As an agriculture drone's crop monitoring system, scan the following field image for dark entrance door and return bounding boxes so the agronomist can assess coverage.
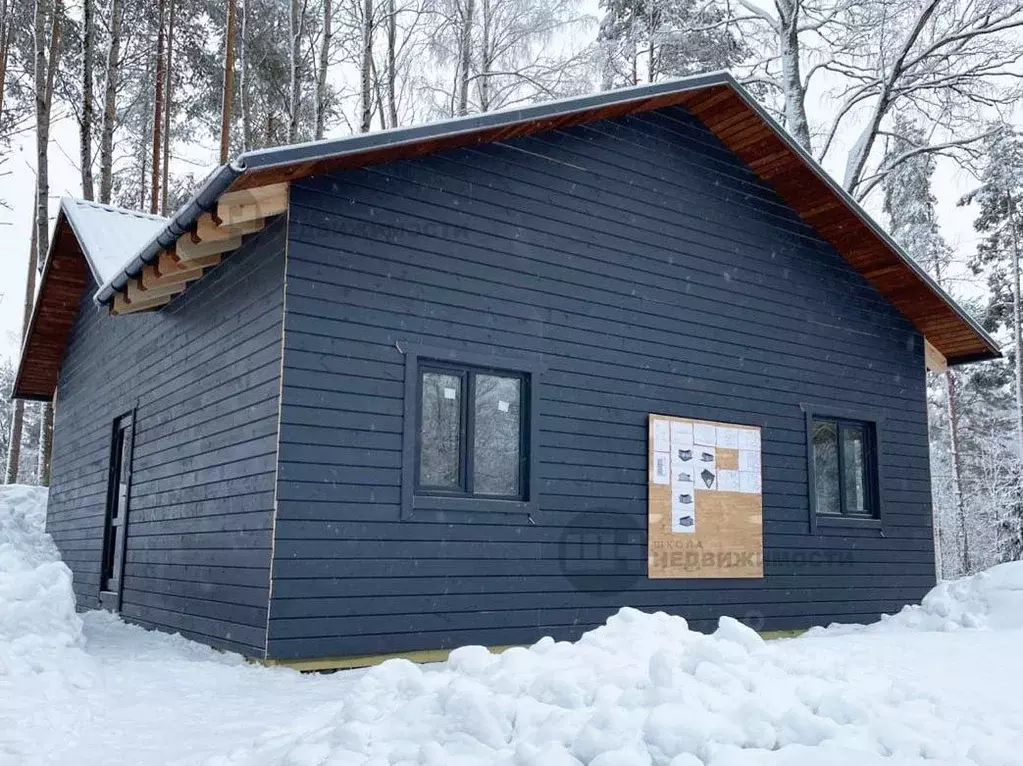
[99,413,134,611]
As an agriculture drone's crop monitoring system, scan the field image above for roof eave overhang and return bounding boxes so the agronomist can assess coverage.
[27,71,1000,397]
[12,211,90,401]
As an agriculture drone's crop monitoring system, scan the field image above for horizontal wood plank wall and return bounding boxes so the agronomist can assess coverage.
[269,105,933,661]
[46,219,287,657]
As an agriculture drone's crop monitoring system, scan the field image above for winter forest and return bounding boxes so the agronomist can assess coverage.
[1,0,1023,579]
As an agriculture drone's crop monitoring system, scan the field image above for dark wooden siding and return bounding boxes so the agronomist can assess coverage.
[269,105,934,660]
[46,219,286,657]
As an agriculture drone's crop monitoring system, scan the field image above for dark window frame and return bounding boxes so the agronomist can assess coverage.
[802,404,885,533]
[401,344,543,523]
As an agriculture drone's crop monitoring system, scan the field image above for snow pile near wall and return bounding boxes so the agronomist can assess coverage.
[890,562,1023,631]
[211,608,1016,766]
[812,561,1023,636]
[0,485,83,675]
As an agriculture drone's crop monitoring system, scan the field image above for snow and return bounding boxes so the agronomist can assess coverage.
[59,197,167,285]
[806,561,1023,636]
[2,485,1023,766]
[0,484,82,676]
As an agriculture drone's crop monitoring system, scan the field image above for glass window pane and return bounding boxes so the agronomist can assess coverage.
[812,419,840,515]
[419,372,462,488]
[473,374,522,496]
[842,426,868,514]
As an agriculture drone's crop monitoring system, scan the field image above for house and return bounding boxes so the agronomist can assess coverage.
[13,71,1000,668]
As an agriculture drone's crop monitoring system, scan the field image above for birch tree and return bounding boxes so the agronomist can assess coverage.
[360,0,374,129]
[314,0,332,138]
[98,0,120,203]
[720,0,1023,201]
[221,0,237,162]
[289,0,305,141]
[428,0,592,117]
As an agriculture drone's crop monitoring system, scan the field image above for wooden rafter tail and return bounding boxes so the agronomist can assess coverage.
[175,231,243,261]
[142,256,220,290]
[111,290,172,316]
[195,212,265,242]
[216,182,288,227]
[155,250,221,277]
[126,276,186,304]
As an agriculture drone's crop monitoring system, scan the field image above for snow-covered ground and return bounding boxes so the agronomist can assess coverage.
[2,485,1023,766]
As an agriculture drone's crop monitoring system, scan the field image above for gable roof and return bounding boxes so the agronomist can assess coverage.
[62,198,167,285]
[13,71,999,400]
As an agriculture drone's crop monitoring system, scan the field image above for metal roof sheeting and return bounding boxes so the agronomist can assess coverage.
[60,198,168,285]
[13,71,1002,402]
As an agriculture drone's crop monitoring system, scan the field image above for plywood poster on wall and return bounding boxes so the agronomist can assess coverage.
[648,414,764,579]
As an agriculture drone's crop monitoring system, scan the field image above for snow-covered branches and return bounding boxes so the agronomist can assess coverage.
[721,0,1023,200]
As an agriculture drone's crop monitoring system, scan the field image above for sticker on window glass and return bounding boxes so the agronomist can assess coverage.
[498,400,509,412]
[443,387,457,400]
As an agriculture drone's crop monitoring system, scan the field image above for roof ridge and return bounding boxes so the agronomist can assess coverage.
[63,196,168,222]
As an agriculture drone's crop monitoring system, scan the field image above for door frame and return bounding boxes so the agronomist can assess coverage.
[99,410,135,611]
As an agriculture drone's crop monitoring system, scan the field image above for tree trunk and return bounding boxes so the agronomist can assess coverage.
[150,0,165,212]
[239,0,250,151]
[34,0,60,479]
[1008,191,1023,463]
[288,0,302,142]
[478,0,490,111]
[777,0,810,150]
[35,0,60,270]
[945,369,969,574]
[160,0,173,214]
[456,0,473,116]
[32,0,60,490]
[359,0,373,131]
[5,208,38,485]
[314,0,331,139]
[0,0,10,120]
[4,402,23,484]
[99,0,121,204]
[371,57,386,129]
[385,0,396,127]
[79,0,94,201]
[220,0,236,163]
[37,404,52,486]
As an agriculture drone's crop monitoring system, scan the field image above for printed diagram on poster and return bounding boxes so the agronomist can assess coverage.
[652,452,671,485]
[647,414,764,579]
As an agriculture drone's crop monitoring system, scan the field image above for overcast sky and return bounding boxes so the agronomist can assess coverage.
[0,66,998,367]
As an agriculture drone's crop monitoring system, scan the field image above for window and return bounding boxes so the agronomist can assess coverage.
[810,416,878,518]
[416,363,528,500]
[100,413,134,610]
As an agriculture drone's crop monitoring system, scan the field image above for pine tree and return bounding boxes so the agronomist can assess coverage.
[961,124,1023,564]
[883,117,969,575]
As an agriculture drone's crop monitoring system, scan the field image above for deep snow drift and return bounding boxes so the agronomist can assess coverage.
[0,484,83,676]
[2,484,1023,766]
